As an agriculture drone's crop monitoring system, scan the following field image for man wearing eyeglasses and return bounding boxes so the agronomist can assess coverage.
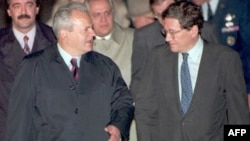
[130,0,218,103]
[135,1,250,141]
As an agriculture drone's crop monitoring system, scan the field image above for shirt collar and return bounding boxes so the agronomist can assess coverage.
[95,33,112,40]
[13,25,36,49]
[57,43,81,69]
[181,36,203,62]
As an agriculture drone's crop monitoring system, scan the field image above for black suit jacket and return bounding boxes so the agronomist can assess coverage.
[130,20,218,99]
[6,46,134,141]
[135,40,250,141]
[0,22,56,141]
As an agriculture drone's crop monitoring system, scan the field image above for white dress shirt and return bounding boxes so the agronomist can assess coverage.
[13,25,36,51]
[178,36,204,100]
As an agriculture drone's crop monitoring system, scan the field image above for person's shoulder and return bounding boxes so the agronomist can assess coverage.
[0,26,15,46]
[24,49,46,60]
[203,40,239,56]
[0,26,12,39]
[228,0,249,4]
[221,0,248,10]
[36,22,57,42]
[135,21,161,33]
[85,51,113,61]
[24,44,56,60]
[84,51,118,66]
[150,43,170,55]
[37,22,54,32]
[115,23,134,34]
[113,23,134,42]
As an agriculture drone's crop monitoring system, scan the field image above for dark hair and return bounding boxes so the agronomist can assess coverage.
[150,0,166,6]
[149,0,180,6]
[162,0,203,31]
[7,0,41,7]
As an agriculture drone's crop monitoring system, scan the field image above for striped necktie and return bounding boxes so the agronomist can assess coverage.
[23,35,31,54]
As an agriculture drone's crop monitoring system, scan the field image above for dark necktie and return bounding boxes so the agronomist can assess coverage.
[180,53,193,115]
[207,2,213,21]
[23,35,31,54]
[70,58,79,79]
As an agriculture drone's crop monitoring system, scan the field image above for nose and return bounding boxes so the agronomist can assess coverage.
[165,33,172,42]
[20,5,27,15]
[88,27,96,37]
[100,14,107,22]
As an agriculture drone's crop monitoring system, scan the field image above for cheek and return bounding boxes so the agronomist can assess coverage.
[107,16,113,22]
[29,8,38,16]
[92,19,100,26]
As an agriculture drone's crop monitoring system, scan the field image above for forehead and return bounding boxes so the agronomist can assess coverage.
[89,0,111,11]
[9,0,36,4]
[163,18,181,29]
[71,10,91,25]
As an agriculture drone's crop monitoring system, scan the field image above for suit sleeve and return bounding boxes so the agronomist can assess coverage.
[201,22,219,43]
[134,49,159,141]
[107,63,134,141]
[224,51,250,123]
[130,29,148,99]
[5,59,38,141]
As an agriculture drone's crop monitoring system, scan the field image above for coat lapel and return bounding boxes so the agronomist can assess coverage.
[186,42,214,115]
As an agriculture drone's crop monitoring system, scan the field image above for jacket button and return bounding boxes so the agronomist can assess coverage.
[182,122,185,126]
[74,108,78,114]
[70,85,76,90]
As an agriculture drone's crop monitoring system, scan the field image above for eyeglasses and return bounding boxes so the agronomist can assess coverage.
[161,28,183,39]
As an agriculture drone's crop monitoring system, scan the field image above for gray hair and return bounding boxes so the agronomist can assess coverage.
[52,2,88,38]
[85,0,114,11]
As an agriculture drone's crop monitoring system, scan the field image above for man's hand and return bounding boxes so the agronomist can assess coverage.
[104,125,121,141]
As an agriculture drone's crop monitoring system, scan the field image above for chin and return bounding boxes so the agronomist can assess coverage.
[170,48,178,53]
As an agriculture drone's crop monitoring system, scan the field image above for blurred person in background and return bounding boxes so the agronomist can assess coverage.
[86,0,137,140]
[192,0,250,111]
[0,0,56,140]
[127,0,155,29]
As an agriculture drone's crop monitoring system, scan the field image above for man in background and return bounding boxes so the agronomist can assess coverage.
[86,0,137,140]
[127,0,155,29]
[192,0,250,111]
[0,0,56,140]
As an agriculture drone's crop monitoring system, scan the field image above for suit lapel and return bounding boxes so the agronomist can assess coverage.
[159,50,182,116]
[32,23,52,53]
[187,42,214,115]
[0,27,26,73]
[46,46,79,91]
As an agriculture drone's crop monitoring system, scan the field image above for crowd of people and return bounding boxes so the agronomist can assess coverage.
[0,0,249,141]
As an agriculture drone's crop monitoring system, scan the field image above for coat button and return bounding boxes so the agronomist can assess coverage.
[182,122,185,126]
[70,85,76,90]
[74,108,78,114]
